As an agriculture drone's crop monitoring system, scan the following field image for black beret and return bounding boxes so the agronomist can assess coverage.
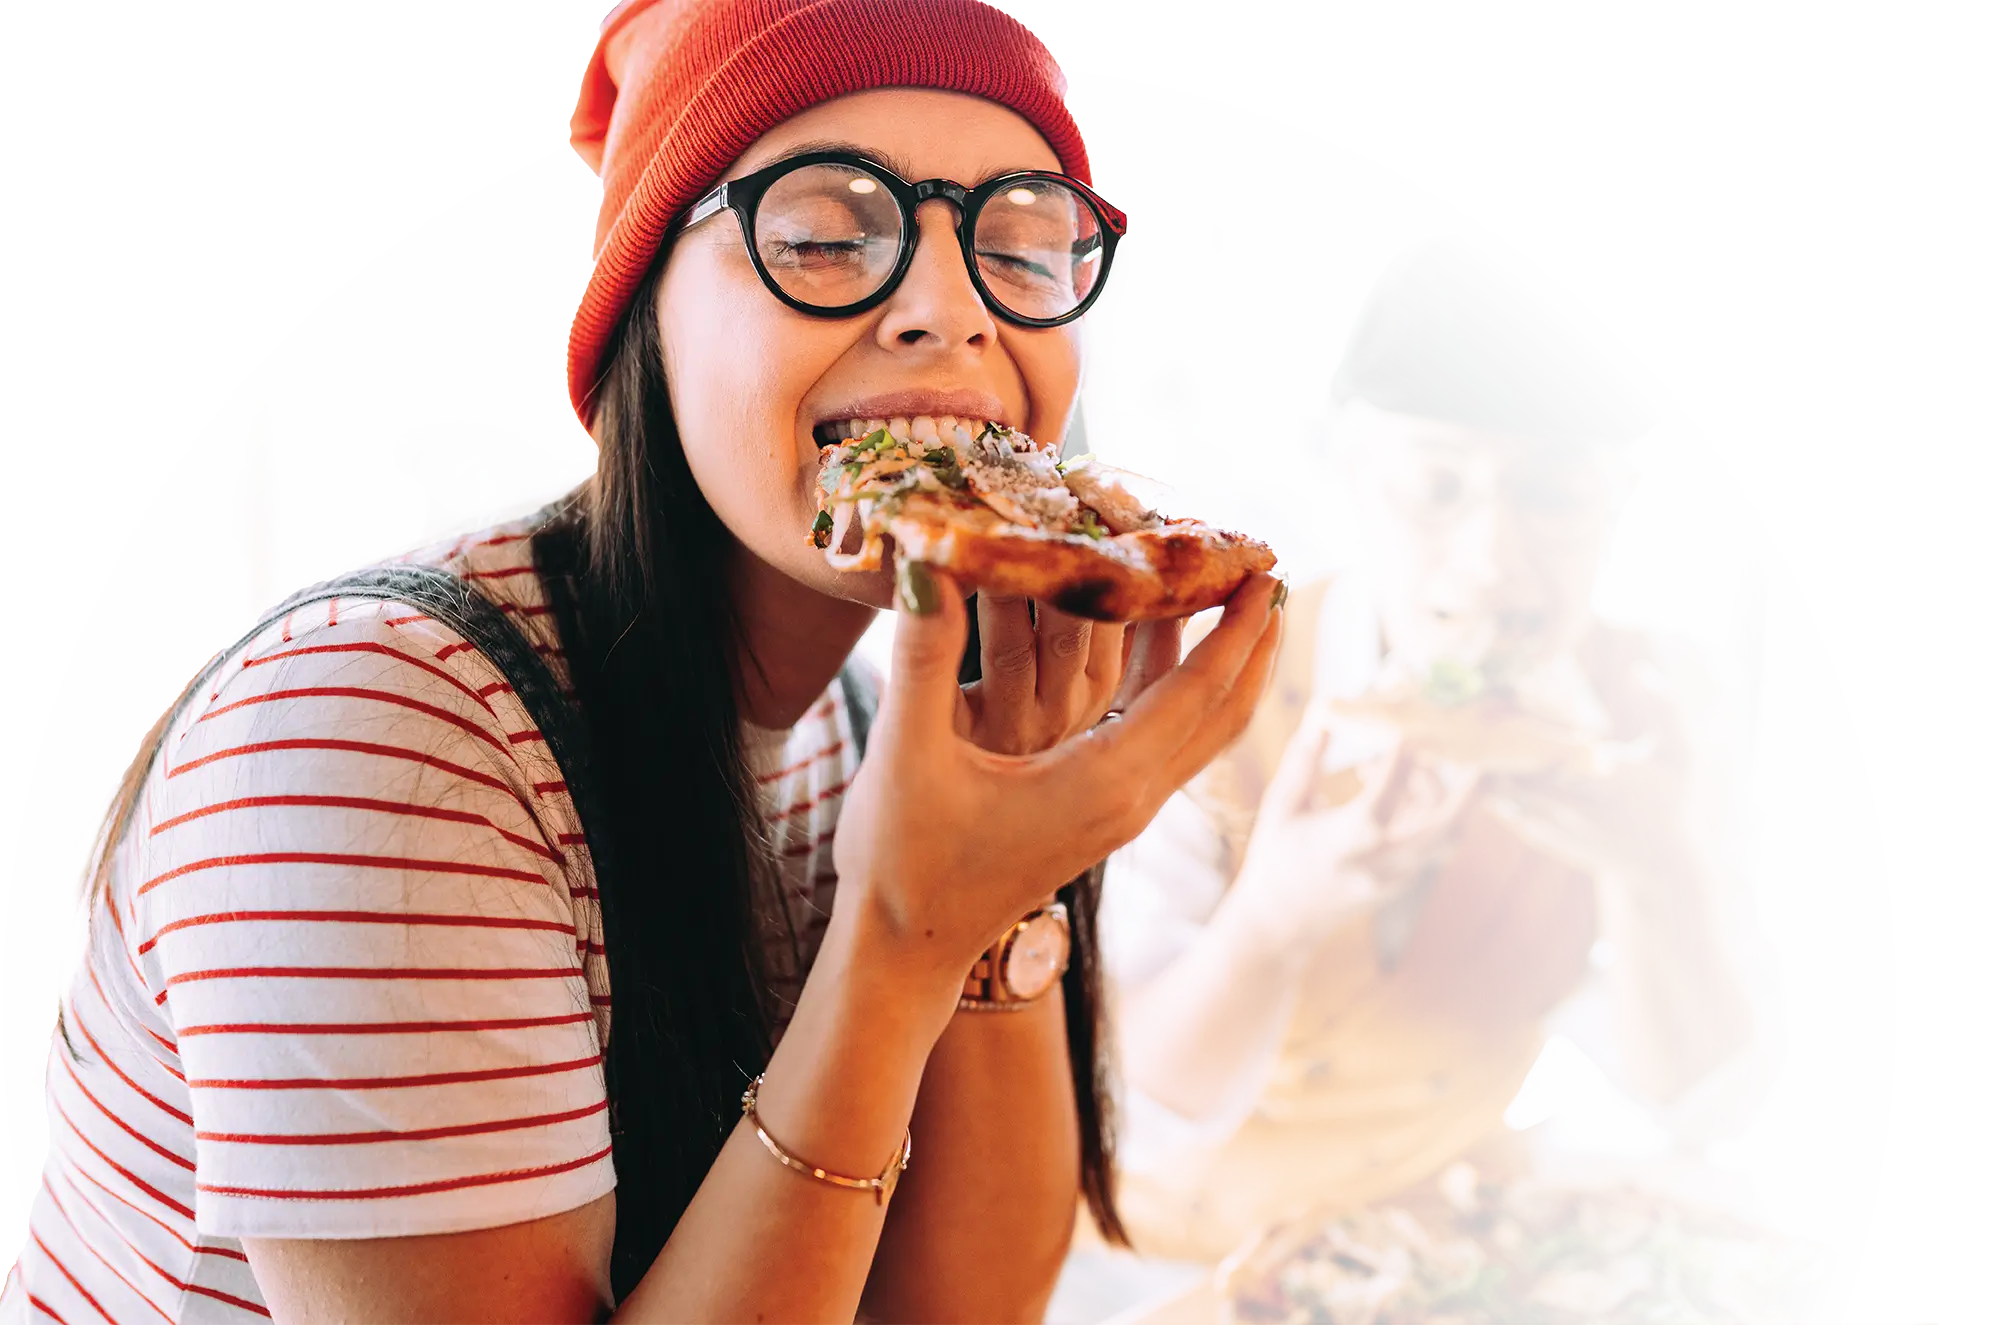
[1336,223,1680,440]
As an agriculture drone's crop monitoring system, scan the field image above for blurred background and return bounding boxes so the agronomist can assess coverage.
[1,1,1993,1320]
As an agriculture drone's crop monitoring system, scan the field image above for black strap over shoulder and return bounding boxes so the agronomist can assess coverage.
[170,563,878,895]
[837,659,878,760]
[166,564,622,891]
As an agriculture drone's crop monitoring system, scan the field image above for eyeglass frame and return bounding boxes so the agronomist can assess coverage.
[675,149,1129,329]
[1352,440,1632,556]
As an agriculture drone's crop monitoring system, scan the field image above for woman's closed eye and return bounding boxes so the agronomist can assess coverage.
[764,235,876,271]
[975,248,1058,282]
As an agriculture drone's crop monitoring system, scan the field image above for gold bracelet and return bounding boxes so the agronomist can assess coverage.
[739,1074,911,1206]
[956,994,1041,1012]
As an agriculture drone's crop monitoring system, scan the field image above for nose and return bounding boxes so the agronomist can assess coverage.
[1456,490,1528,588]
[874,199,997,351]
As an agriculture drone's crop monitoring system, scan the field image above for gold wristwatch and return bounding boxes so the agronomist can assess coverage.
[960,902,1071,1011]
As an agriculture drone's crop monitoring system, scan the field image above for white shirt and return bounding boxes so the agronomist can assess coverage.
[1112,576,1784,1176]
[3,514,862,1323]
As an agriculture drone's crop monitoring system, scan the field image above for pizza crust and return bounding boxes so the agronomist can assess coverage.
[883,492,1277,621]
[811,422,1277,622]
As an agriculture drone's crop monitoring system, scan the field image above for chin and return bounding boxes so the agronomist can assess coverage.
[831,562,897,610]
[775,544,896,610]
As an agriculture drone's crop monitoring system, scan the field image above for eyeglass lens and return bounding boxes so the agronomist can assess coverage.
[750,162,1107,322]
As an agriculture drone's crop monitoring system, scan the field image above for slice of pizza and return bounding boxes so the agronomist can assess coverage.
[809,417,1276,621]
[1440,1160,1872,1325]
[1223,1172,1825,1324]
[1216,1200,1504,1325]
[1331,659,1632,776]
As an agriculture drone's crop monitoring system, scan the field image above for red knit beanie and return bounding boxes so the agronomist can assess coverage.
[566,0,1092,426]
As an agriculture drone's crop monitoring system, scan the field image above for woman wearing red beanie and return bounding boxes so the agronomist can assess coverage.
[3,1,1282,1321]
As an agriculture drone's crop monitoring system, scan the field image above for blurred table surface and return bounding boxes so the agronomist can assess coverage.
[1096,1144,1768,1325]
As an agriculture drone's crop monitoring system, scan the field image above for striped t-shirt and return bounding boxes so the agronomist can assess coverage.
[2,515,861,1323]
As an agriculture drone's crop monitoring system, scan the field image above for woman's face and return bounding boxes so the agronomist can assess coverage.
[656,88,1080,608]
[1343,400,1634,684]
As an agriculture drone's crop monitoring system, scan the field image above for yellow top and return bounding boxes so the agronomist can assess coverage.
[1102,580,1599,1262]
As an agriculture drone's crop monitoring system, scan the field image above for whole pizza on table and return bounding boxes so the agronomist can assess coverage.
[810,416,1276,620]
[1220,1166,1827,1325]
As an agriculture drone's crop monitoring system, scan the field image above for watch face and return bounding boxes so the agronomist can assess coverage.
[1001,910,1071,1000]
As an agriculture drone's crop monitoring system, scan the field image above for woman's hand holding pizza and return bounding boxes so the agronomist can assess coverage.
[1225,711,1480,956]
[954,594,1189,756]
[832,564,1283,1003]
[1488,660,1704,896]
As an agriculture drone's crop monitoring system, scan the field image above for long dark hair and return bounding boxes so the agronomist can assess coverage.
[536,257,1126,1293]
[81,253,1125,1301]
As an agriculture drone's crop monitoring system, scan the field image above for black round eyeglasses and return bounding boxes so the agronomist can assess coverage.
[676,150,1128,329]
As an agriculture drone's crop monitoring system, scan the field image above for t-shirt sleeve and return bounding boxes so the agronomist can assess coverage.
[128,599,614,1239]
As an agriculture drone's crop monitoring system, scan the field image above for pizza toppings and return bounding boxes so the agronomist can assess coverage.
[1256,1216,1536,1325]
[1333,654,1642,775]
[1056,456,1164,534]
[808,414,1276,620]
[1392,648,1608,740]
[810,417,1153,568]
[1225,1169,1826,1324]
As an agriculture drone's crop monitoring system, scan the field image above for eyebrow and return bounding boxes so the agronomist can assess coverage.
[747,139,1046,186]
[755,139,917,179]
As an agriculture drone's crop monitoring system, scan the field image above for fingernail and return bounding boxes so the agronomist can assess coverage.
[1270,577,1290,614]
[897,558,940,615]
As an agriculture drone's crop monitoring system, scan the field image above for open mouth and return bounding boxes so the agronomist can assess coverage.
[813,414,999,449]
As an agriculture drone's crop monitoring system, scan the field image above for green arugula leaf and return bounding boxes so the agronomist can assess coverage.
[1423,658,1487,708]
[921,449,968,489]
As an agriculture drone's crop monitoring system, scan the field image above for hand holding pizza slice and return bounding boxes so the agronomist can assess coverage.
[810,417,1277,621]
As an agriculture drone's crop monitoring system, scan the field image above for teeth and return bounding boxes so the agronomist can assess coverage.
[822,415,1009,447]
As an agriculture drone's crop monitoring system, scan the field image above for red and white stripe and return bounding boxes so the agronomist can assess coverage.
[3,518,858,1322]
